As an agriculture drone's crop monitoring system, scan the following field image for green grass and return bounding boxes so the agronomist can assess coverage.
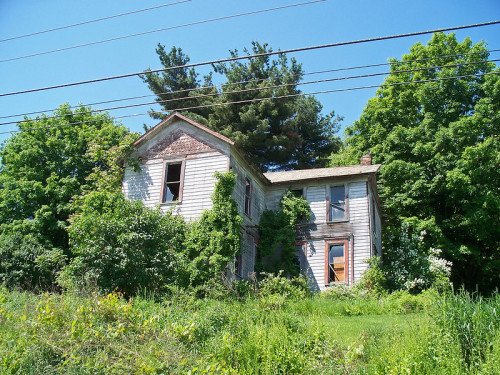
[0,286,498,374]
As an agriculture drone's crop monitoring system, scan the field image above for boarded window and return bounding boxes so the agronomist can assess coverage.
[244,177,252,216]
[330,185,346,220]
[162,162,183,203]
[328,243,345,282]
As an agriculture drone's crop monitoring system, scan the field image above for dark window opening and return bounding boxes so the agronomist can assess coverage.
[162,162,182,203]
[330,185,346,220]
[235,253,243,277]
[244,177,252,215]
[291,189,303,197]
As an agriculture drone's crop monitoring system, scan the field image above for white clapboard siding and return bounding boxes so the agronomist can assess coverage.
[263,187,285,211]
[122,161,164,208]
[348,181,371,281]
[304,239,326,291]
[242,233,256,279]
[123,154,228,222]
[307,185,326,223]
[172,154,228,221]
[230,156,265,227]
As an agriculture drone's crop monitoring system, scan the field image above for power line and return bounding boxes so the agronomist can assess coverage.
[0,0,192,43]
[2,71,497,135]
[2,58,496,127]
[0,0,325,64]
[1,19,498,98]
[2,47,498,121]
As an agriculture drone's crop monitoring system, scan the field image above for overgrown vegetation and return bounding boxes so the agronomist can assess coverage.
[58,171,242,296]
[1,281,498,374]
[257,191,311,277]
[332,33,500,292]
[184,171,242,287]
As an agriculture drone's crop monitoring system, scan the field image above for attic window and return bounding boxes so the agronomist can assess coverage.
[161,161,184,203]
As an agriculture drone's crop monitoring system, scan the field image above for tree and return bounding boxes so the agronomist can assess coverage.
[336,33,500,292]
[142,42,342,171]
[0,104,136,289]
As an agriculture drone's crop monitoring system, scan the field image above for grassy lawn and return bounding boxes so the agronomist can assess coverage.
[319,312,427,343]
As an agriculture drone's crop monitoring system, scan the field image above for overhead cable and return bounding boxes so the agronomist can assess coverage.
[2,58,497,127]
[0,0,192,43]
[1,19,498,97]
[1,47,498,121]
[2,71,497,135]
[0,0,325,63]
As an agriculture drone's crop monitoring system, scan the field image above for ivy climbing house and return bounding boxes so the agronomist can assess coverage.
[122,113,382,291]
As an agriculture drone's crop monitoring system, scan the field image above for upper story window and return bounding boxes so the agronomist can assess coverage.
[161,161,184,203]
[244,177,252,216]
[329,185,347,221]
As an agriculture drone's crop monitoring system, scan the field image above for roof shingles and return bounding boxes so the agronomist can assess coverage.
[264,164,381,184]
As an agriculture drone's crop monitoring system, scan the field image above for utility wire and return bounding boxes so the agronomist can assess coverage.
[2,58,496,127]
[0,0,325,63]
[0,0,192,43]
[1,47,497,121]
[1,19,498,97]
[2,71,497,135]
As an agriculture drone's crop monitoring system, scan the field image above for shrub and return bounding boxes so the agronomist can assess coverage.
[62,191,186,295]
[355,256,387,296]
[256,272,310,301]
[383,220,451,292]
[0,231,66,291]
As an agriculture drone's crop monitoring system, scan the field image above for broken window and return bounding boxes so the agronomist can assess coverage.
[328,243,346,283]
[161,161,183,203]
[329,185,346,221]
[244,177,252,216]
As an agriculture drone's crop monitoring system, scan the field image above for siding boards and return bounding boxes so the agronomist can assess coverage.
[173,154,228,221]
[123,154,228,222]
[348,181,371,281]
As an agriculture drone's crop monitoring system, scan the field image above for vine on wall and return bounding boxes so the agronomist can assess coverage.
[257,191,311,277]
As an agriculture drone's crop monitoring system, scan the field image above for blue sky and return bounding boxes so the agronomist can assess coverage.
[0,0,499,144]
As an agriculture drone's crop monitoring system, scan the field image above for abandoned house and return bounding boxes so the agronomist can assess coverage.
[122,112,382,291]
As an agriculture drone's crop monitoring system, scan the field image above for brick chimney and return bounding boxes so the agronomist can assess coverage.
[360,152,372,166]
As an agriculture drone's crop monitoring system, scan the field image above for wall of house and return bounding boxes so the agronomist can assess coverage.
[369,184,383,257]
[228,153,266,280]
[230,153,266,229]
[264,178,373,290]
[122,152,229,222]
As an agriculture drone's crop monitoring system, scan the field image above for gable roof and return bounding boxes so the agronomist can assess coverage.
[132,113,380,186]
[264,164,381,184]
[133,112,234,148]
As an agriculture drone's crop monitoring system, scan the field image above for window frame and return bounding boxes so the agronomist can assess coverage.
[159,159,186,204]
[324,238,349,285]
[234,253,243,278]
[244,177,253,217]
[326,184,349,222]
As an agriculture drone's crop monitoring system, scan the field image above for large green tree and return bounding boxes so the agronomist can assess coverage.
[336,33,500,291]
[0,105,136,288]
[142,42,341,171]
